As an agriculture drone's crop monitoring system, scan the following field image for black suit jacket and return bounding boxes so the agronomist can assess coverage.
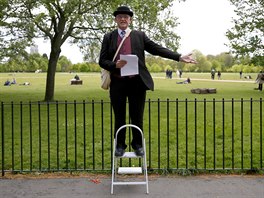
[99,29,181,91]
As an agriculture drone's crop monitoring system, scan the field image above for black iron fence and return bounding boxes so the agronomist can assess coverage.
[0,98,263,176]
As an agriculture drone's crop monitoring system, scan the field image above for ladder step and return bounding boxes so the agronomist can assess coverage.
[120,152,139,158]
[113,181,147,185]
[118,167,142,174]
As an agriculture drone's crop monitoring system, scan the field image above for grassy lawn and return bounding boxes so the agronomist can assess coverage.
[0,72,261,102]
[0,72,263,172]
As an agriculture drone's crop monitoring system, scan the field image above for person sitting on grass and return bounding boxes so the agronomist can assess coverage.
[74,74,80,80]
[11,78,16,84]
[4,79,11,86]
[19,82,30,86]
[176,77,191,84]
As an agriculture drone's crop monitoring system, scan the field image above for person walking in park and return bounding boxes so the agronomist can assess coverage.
[255,70,264,91]
[211,69,215,80]
[217,71,221,80]
[179,69,183,78]
[99,5,197,157]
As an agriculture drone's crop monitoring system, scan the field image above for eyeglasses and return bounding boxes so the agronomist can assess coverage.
[116,15,130,19]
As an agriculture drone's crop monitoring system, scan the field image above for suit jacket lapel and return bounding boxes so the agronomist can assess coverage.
[130,30,135,54]
[112,29,119,53]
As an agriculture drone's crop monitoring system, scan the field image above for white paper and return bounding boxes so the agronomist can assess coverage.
[120,54,139,76]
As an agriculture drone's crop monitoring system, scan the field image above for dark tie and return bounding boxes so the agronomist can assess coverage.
[121,30,126,38]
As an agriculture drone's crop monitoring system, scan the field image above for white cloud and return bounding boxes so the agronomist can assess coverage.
[173,0,236,55]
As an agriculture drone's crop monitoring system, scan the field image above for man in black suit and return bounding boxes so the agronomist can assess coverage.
[99,6,196,157]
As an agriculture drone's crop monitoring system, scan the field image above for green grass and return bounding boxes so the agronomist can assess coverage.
[0,72,261,102]
[0,72,263,172]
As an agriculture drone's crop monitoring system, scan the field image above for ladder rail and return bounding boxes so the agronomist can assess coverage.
[143,138,149,193]
[114,124,144,149]
[111,138,116,194]
[111,124,149,194]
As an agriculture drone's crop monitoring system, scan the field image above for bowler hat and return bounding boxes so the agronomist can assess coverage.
[113,6,133,17]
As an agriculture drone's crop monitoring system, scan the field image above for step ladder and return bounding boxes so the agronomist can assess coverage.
[111,124,149,194]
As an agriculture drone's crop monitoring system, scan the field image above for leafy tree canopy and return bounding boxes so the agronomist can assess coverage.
[226,0,264,66]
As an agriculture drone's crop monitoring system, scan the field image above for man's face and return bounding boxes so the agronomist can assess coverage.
[115,14,131,30]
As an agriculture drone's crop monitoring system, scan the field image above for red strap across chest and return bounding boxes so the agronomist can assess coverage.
[116,35,131,60]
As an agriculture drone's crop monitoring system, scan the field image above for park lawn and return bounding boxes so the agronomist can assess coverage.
[0,72,261,102]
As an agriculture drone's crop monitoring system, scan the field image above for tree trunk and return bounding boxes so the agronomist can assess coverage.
[44,48,61,101]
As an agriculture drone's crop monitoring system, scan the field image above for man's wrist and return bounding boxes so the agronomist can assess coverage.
[179,55,183,62]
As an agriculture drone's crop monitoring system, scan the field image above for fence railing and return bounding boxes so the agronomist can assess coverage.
[0,98,263,176]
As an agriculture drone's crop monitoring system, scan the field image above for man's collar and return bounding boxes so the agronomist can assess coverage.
[118,28,131,34]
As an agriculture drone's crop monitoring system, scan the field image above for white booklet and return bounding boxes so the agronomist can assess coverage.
[120,54,139,76]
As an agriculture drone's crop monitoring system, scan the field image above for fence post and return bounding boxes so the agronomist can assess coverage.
[1,102,4,176]
[260,98,263,169]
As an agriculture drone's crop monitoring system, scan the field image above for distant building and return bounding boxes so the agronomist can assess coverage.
[30,45,39,54]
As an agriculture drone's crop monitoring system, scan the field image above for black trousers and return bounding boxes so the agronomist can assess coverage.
[259,83,263,91]
[110,75,147,149]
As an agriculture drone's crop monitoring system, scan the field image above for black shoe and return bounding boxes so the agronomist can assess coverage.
[115,147,125,157]
[134,147,144,156]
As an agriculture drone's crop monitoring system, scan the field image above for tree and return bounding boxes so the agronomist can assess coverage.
[211,60,222,71]
[0,0,30,62]
[226,0,264,65]
[1,0,111,100]
[57,56,72,72]
[79,0,183,62]
[1,0,184,101]
[215,52,234,70]
[189,50,211,72]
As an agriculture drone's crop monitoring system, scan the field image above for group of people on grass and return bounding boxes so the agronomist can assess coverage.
[4,78,16,86]
[3,78,31,86]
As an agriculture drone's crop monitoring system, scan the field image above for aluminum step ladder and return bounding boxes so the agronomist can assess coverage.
[111,124,149,194]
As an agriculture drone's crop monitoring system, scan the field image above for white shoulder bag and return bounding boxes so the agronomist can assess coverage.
[101,29,131,90]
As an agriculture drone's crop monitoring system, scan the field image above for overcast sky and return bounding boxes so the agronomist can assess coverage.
[36,0,236,63]
[173,0,236,56]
